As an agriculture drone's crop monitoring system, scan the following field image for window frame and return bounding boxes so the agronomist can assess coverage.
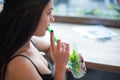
[54,15,120,28]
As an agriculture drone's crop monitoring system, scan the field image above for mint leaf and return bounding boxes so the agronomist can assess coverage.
[69,49,79,63]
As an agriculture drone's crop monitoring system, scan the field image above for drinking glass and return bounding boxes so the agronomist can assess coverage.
[68,43,86,79]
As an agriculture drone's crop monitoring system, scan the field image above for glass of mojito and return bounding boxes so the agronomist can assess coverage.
[68,43,86,79]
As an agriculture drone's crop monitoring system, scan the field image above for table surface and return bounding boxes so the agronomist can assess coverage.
[43,22,120,73]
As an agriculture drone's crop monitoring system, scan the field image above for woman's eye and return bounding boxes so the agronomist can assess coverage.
[47,11,52,15]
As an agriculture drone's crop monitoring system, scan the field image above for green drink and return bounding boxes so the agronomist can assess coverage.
[69,49,81,74]
[68,44,86,79]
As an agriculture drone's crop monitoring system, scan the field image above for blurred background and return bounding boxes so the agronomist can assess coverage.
[54,0,120,19]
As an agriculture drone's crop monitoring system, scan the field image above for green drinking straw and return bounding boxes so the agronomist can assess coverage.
[47,27,57,42]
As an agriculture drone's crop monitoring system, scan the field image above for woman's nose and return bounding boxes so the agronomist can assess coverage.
[50,15,55,22]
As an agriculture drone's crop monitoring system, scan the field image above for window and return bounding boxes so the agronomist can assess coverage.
[0,0,3,11]
[0,0,119,27]
[53,0,120,27]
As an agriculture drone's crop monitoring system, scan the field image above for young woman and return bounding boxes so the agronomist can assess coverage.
[0,0,70,80]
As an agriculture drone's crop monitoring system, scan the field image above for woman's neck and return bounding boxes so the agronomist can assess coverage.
[14,41,31,55]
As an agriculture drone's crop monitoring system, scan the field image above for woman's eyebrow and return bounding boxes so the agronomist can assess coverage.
[48,8,53,11]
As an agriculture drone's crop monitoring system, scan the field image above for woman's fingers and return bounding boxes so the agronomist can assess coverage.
[50,30,70,66]
[66,65,71,72]
[78,54,84,63]
[57,40,61,52]
[50,30,55,49]
[65,43,70,54]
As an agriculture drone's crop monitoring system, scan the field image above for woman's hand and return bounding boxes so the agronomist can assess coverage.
[50,30,70,67]
[66,53,86,72]
[78,53,86,72]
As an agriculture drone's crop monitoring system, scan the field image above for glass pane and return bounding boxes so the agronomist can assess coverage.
[0,0,3,11]
[54,0,120,20]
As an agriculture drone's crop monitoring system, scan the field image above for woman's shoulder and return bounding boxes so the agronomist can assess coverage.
[5,52,42,80]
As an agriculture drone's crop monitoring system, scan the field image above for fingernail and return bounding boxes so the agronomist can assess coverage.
[51,30,53,32]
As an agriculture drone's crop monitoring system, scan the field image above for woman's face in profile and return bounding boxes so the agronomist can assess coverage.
[34,0,55,36]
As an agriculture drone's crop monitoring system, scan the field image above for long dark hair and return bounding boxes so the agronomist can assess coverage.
[0,0,50,78]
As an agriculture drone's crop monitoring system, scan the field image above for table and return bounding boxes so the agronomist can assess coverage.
[43,22,120,73]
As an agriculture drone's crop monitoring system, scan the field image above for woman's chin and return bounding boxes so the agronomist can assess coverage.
[33,33,46,37]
